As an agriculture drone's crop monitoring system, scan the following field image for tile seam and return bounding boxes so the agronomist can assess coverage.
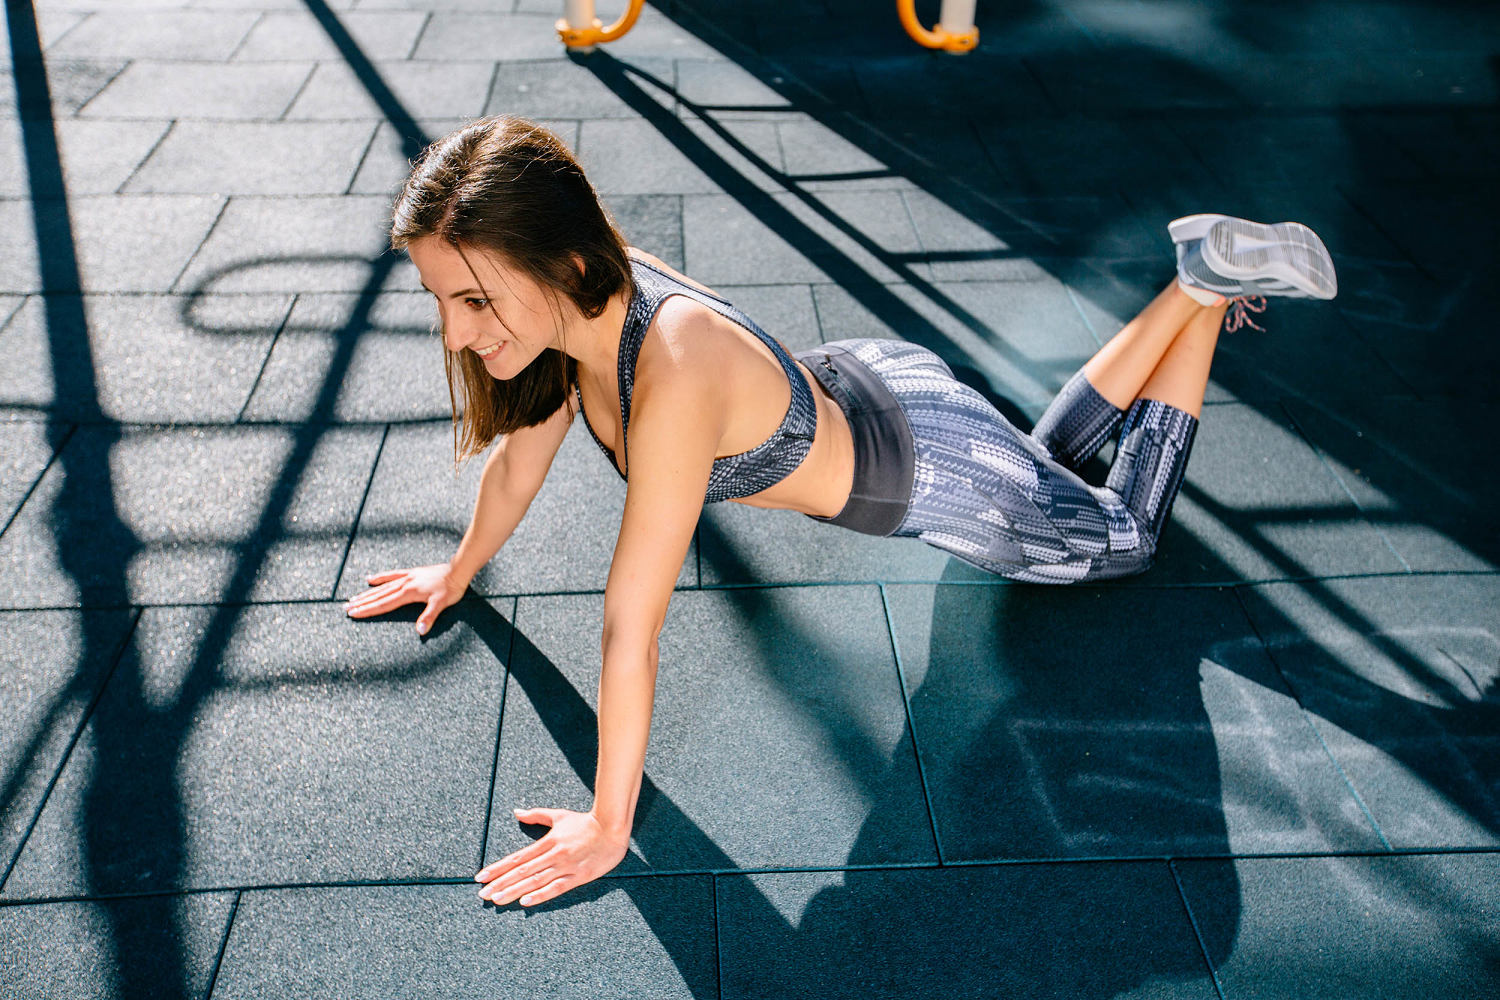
[112,117,177,196]
[223,10,266,63]
[5,845,1495,905]
[0,606,144,895]
[202,888,243,1000]
[1167,858,1227,1000]
[1279,400,1413,573]
[342,119,384,196]
[878,583,945,865]
[0,422,77,543]
[234,291,298,423]
[1231,585,1395,852]
[328,420,390,599]
[477,595,519,870]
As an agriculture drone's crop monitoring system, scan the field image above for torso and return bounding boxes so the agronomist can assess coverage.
[571,249,854,517]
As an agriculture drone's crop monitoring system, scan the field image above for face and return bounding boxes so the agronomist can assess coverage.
[407,236,560,380]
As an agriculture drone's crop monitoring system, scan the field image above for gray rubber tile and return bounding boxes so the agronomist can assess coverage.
[0,422,59,529]
[775,119,920,192]
[0,609,136,874]
[79,61,314,120]
[1377,109,1500,181]
[1334,260,1495,399]
[717,862,1218,999]
[682,190,926,286]
[0,892,234,1000]
[902,188,1159,277]
[124,121,378,195]
[1168,112,1429,190]
[286,59,495,120]
[485,58,676,120]
[714,283,821,350]
[0,8,86,62]
[173,195,415,295]
[486,586,937,872]
[810,278,1101,405]
[0,119,170,197]
[580,117,783,195]
[850,54,1053,120]
[348,118,579,196]
[46,10,259,60]
[0,425,383,608]
[1284,398,1497,572]
[1240,575,1500,848]
[0,294,290,423]
[1144,403,1409,585]
[1207,306,1414,405]
[2,600,510,897]
[582,4,728,62]
[606,193,684,270]
[241,291,450,422]
[674,58,857,119]
[337,420,696,598]
[697,496,977,586]
[0,195,225,294]
[884,583,1384,861]
[210,879,715,999]
[0,60,125,118]
[411,12,578,61]
[974,116,1205,197]
[1176,853,1500,998]
[232,9,429,60]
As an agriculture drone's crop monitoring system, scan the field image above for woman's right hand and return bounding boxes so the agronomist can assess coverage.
[343,564,468,635]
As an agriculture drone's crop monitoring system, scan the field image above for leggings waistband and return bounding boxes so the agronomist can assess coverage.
[793,344,916,536]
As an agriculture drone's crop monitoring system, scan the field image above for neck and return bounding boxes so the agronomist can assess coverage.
[558,285,630,380]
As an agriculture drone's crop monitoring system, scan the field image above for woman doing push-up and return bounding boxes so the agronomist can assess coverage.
[345,116,1338,907]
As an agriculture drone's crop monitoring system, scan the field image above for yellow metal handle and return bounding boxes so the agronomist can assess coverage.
[556,0,645,47]
[896,0,979,52]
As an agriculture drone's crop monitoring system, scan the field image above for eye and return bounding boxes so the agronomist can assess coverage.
[464,297,490,310]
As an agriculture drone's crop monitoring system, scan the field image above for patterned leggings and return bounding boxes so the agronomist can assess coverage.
[828,338,1199,583]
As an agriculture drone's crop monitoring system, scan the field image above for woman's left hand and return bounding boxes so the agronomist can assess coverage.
[476,807,629,907]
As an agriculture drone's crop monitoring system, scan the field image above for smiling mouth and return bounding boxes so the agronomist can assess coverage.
[473,341,504,358]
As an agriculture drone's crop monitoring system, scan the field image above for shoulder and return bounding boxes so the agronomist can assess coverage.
[634,297,724,398]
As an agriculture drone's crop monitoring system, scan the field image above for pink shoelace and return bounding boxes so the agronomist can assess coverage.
[1223,294,1268,333]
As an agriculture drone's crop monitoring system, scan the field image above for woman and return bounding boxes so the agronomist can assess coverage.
[344,116,1337,908]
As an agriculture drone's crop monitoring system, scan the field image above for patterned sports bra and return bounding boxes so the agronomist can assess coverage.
[573,257,819,503]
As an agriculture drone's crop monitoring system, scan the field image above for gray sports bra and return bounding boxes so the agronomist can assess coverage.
[574,257,818,503]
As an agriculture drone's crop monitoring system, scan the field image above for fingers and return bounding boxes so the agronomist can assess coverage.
[342,579,407,618]
[366,569,405,585]
[477,837,550,885]
[415,596,445,636]
[481,861,561,906]
[514,874,572,907]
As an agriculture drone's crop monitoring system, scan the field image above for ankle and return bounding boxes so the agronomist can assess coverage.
[1177,278,1226,307]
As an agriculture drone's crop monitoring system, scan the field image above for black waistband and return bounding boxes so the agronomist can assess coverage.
[793,345,915,537]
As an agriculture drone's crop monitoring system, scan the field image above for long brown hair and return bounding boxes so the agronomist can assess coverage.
[390,116,634,463]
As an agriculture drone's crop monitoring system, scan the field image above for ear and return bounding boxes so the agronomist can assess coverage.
[573,254,586,278]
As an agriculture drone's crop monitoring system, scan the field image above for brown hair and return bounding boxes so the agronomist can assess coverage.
[390,115,634,463]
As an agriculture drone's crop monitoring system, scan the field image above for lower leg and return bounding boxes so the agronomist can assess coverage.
[1135,299,1228,419]
[1081,280,1206,409]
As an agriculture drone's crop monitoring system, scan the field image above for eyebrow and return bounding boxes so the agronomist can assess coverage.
[420,284,484,299]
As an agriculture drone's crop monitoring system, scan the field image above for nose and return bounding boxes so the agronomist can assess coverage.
[441,307,478,353]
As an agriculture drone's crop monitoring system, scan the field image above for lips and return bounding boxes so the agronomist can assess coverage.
[474,341,504,358]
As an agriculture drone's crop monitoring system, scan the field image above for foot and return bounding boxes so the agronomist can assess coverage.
[1173,216,1337,301]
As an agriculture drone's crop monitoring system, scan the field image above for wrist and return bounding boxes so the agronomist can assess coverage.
[589,807,633,845]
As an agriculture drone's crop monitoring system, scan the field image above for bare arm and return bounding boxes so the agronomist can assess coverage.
[475,319,724,907]
[344,398,574,631]
[448,398,574,588]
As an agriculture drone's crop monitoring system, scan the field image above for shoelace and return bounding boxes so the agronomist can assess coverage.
[1223,294,1268,333]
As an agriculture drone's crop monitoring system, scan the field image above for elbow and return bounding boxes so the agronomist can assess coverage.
[601,621,661,670]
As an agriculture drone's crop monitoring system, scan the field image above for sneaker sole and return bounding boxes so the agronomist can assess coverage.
[1167,213,1229,245]
[1202,218,1338,299]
